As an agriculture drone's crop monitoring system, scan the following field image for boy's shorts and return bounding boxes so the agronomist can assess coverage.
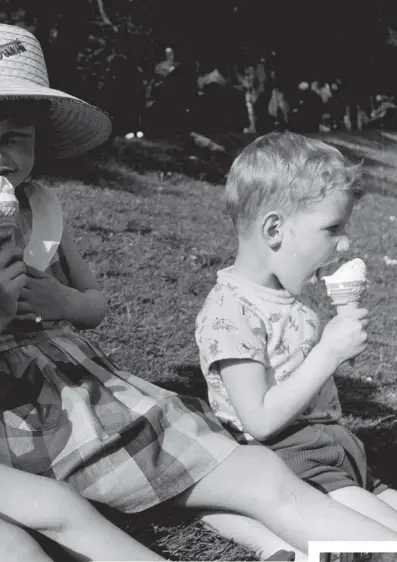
[263,422,387,495]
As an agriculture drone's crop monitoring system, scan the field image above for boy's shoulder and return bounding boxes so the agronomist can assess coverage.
[198,272,251,313]
[196,272,270,333]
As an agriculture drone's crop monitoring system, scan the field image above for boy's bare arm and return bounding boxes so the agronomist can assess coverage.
[221,345,337,440]
[220,308,368,441]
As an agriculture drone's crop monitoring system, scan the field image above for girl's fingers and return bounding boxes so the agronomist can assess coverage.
[0,245,24,269]
[25,265,48,279]
[6,260,26,281]
[18,287,31,300]
[8,274,27,295]
[14,313,38,323]
[17,301,34,314]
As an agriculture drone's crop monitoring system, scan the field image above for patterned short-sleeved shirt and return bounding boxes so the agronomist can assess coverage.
[195,267,342,440]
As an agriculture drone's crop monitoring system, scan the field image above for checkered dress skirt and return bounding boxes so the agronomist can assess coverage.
[0,324,238,512]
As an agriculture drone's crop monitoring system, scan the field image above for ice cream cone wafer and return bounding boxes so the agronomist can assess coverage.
[325,281,367,307]
[336,300,361,317]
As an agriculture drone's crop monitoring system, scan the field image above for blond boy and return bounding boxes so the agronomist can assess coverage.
[196,132,397,531]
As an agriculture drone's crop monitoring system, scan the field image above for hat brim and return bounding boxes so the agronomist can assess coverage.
[0,79,113,159]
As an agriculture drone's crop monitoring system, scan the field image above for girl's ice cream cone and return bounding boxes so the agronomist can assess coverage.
[0,176,18,240]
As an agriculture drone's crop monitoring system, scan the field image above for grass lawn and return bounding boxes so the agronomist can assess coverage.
[38,130,397,560]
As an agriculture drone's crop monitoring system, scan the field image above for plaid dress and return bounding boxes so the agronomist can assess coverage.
[0,182,238,513]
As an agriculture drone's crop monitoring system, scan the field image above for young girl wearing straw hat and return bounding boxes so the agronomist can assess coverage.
[1,23,397,562]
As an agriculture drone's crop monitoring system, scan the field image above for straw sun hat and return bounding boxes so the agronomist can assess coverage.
[0,23,112,158]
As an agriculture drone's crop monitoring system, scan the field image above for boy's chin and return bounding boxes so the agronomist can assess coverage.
[277,276,306,295]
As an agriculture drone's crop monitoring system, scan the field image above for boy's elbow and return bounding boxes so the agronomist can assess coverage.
[242,416,283,442]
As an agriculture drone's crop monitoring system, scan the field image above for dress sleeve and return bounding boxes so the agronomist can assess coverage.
[196,293,268,372]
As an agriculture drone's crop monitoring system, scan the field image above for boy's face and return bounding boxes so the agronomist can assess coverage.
[0,117,36,187]
[275,190,354,294]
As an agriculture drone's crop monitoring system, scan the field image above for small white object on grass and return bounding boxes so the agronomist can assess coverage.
[384,256,397,266]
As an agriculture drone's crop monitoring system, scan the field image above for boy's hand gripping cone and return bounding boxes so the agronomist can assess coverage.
[322,258,367,366]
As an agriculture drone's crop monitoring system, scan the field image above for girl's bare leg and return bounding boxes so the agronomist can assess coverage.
[0,466,164,562]
[0,520,52,562]
[173,446,397,554]
[199,511,307,560]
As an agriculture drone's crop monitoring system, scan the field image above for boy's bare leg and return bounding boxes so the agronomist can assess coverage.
[330,486,397,532]
[173,446,397,554]
[0,520,52,562]
[200,511,307,560]
[378,489,397,511]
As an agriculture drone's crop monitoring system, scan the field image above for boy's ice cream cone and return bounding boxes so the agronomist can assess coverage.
[335,300,362,317]
[0,176,18,240]
[322,258,367,365]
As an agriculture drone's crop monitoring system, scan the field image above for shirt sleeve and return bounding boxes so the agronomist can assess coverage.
[196,292,268,372]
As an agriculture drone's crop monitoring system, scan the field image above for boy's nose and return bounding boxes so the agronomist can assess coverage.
[337,235,350,253]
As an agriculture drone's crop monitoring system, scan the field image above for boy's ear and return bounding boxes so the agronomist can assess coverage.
[261,211,284,249]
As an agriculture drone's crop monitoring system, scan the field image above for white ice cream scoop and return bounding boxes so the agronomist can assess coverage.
[0,176,18,222]
[322,258,367,287]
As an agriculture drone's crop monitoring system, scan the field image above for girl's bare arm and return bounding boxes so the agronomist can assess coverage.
[57,224,107,329]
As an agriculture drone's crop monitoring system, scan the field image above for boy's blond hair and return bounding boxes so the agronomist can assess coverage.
[225,132,363,235]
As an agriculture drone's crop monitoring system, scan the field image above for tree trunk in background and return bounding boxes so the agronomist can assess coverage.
[96,0,112,26]
[244,90,256,132]
[346,101,359,130]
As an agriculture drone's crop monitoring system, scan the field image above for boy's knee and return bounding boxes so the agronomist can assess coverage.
[229,446,296,502]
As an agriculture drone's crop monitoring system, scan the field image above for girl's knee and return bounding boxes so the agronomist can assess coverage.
[44,481,94,529]
[0,521,51,561]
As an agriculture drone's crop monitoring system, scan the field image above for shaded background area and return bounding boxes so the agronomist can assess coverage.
[2,0,397,140]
